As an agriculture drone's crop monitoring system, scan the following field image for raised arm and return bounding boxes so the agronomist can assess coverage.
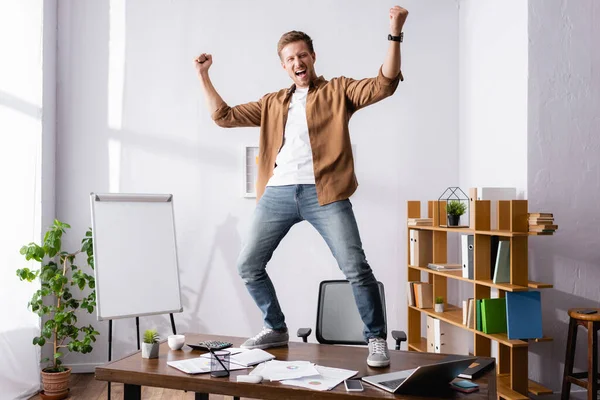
[195,53,224,115]
[194,53,261,127]
[382,6,408,79]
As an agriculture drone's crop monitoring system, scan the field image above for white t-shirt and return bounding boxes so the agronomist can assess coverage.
[267,87,316,186]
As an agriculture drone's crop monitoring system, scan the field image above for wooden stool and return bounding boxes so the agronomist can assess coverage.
[562,308,600,400]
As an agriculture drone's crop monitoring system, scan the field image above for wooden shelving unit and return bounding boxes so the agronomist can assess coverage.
[406,199,553,400]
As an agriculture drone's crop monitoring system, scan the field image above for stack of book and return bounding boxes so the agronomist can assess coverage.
[407,218,433,226]
[528,213,557,235]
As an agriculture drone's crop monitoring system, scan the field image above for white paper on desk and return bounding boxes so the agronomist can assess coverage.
[167,357,249,374]
[280,365,358,391]
[229,349,275,367]
[253,360,319,381]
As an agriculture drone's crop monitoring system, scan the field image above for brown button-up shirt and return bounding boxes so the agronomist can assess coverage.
[211,66,402,205]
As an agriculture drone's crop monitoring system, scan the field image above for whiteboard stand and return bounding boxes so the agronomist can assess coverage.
[90,193,183,400]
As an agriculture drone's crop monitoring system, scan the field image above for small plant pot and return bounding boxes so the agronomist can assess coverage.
[434,303,444,313]
[447,214,460,226]
[142,343,160,359]
[40,367,71,400]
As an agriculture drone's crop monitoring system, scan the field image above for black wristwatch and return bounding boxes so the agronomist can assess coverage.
[388,33,403,43]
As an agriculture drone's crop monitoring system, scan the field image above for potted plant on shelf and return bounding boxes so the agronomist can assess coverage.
[434,296,444,313]
[446,200,467,227]
[142,329,160,359]
[16,220,98,400]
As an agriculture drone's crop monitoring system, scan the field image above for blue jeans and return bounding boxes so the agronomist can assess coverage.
[236,184,386,341]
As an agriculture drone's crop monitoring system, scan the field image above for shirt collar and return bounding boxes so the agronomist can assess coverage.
[286,75,327,96]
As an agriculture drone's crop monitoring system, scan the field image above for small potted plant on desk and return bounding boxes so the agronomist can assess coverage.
[16,220,98,400]
[434,296,445,313]
[142,329,160,359]
[446,200,467,227]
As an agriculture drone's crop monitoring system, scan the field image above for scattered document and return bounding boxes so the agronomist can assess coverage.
[281,365,358,391]
[167,357,249,374]
[251,360,319,381]
[251,362,357,391]
[229,348,275,367]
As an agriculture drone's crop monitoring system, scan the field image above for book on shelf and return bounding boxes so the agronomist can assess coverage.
[406,281,419,307]
[427,263,462,271]
[407,218,433,226]
[409,230,433,267]
[413,282,433,308]
[461,234,474,279]
[481,298,507,334]
[476,299,482,332]
[506,291,543,339]
[492,241,510,284]
[528,213,553,218]
[466,298,475,329]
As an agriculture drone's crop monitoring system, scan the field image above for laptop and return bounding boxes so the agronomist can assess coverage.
[362,357,477,394]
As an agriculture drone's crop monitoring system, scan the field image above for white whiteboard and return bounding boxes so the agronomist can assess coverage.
[90,193,183,320]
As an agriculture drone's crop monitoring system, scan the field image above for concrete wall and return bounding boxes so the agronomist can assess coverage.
[528,0,600,392]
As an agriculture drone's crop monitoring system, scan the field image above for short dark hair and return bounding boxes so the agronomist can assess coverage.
[277,31,314,59]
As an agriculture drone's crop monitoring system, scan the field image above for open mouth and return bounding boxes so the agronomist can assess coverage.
[295,69,307,79]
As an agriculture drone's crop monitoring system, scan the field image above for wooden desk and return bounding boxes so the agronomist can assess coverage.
[95,333,496,399]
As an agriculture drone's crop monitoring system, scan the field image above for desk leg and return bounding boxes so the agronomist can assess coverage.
[194,394,208,400]
[123,384,141,400]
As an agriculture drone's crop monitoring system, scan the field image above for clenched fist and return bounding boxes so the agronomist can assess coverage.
[194,53,212,76]
[389,6,408,36]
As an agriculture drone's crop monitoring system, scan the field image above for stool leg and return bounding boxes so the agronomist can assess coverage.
[562,318,578,400]
[587,321,598,400]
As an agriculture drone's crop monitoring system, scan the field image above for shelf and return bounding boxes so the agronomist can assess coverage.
[527,281,554,289]
[530,336,553,343]
[408,337,427,352]
[498,374,553,397]
[409,305,529,348]
[476,279,529,292]
[409,266,553,291]
[407,225,529,237]
[408,265,472,283]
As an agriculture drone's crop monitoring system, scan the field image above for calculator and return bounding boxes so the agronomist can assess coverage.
[187,340,233,351]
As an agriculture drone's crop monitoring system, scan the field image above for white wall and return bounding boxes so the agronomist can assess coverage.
[528,0,600,393]
[0,0,56,398]
[458,0,528,196]
[56,0,460,368]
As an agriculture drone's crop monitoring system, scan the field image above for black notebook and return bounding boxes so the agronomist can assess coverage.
[441,355,495,380]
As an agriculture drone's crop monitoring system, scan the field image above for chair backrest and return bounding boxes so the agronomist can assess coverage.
[315,280,387,345]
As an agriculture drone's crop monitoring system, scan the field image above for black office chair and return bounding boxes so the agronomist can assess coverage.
[297,280,407,350]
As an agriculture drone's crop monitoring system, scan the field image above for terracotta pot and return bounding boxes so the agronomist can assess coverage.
[40,367,71,400]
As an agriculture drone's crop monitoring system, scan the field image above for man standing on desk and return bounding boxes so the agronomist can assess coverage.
[195,6,408,368]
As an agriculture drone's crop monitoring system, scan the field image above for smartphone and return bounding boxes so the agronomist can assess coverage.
[579,309,598,315]
[344,379,364,392]
[450,380,479,393]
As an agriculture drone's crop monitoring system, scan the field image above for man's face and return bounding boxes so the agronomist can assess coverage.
[280,41,317,89]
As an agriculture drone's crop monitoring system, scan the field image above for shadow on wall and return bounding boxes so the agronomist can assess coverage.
[529,229,600,393]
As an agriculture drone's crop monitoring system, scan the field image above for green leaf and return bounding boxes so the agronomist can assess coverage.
[38,337,46,346]
[54,352,63,359]
[41,357,49,363]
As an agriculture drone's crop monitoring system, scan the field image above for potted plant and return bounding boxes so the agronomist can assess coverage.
[434,296,444,313]
[16,220,98,400]
[446,200,467,227]
[142,329,160,359]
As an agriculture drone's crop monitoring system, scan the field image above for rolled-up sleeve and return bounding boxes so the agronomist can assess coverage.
[211,98,262,128]
[344,66,403,112]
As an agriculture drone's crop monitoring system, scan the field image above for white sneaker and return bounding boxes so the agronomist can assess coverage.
[367,337,390,368]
